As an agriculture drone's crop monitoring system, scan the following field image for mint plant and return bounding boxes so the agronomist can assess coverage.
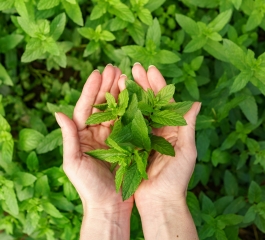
[86,80,192,200]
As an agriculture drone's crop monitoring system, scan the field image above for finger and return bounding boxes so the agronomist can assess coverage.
[92,64,116,114]
[132,63,151,90]
[147,65,167,94]
[118,74,127,91]
[110,66,122,100]
[176,102,202,160]
[55,112,82,171]
[73,70,102,131]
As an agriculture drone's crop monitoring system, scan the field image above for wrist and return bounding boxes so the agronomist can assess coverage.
[80,201,133,240]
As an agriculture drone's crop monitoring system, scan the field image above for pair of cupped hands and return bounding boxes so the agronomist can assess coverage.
[55,63,201,238]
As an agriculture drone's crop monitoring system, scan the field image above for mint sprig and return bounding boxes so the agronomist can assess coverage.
[85,80,193,200]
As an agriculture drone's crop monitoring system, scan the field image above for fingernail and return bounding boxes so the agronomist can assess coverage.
[93,69,100,73]
[134,62,141,66]
[148,65,156,69]
[120,74,127,78]
[55,112,63,127]
[107,63,113,66]
[196,102,202,116]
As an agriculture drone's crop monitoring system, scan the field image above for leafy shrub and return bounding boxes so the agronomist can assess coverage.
[0,0,265,239]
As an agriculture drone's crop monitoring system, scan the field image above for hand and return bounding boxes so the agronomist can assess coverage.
[118,63,200,239]
[55,65,133,240]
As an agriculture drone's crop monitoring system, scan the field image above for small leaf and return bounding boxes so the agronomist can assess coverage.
[151,110,187,126]
[18,129,44,152]
[0,63,13,86]
[248,181,262,204]
[109,2,134,23]
[3,184,19,215]
[21,39,45,63]
[115,166,126,192]
[42,201,63,218]
[26,151,39,172]
[208,10,232,32]
[175,14,200,36]
[36,129,62,154]
[150,135,175,156]
[118,89,129,116]
[14,172,37,187]
[138,8,153,26]
[100,30,115,41]
[93,103,108,111]
[134,150,148,179]
[87,149,128,163]
[62,0,83,26]
[230,71,251,93]
[224,170,238,196]
[131,110,151,150]
[146,18,161,47]
[122,162,142,200]
[50,13,66,41]
[155,84,175,105]
[184,36,207,53]
[37,0,60,10]
[86,111,116,125]
[0,34,23,53]
[191,56,204,71]
[157,50,180,64]
[161,101,193,115]
[105,92,117,108]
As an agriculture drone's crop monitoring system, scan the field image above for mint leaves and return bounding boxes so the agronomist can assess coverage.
[86,80,193,200]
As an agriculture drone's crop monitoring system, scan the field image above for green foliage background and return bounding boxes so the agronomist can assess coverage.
[0,0,265,239]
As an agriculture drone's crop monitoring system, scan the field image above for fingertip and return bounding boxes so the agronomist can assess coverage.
[118,74,127,91]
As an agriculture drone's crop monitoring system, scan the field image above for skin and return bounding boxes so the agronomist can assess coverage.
[55,63,201,240]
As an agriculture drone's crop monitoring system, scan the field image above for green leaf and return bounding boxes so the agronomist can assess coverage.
[62,0,83,26]
[184,36,207,53]
[184,77,200,99]
[232,0,242,10]
[146,18,161,47]
[17,17,38,38]
[14,172,37,187]
[24,210,40,235]
[44,37,60,56]
[127,20,145,46]
[122,45,148,63]
[3,184,19,216]
[0,34,23,53]
[105,137,130,154]
[42,201,63,218]
[243,205,256,223]
[246,9,264,31]
[191,56,204,71]
[230,71,251,93]
[115,166,126,192]
[0,63,13,86]
[14,0,28,18]
[26,151,39,172]
[35,175,50,197]
[100,30,115,41]
[134,150,148,179]
[18,129,44,152]
[175,14,200,36]
[208,10,232,32]
[145,0,165,12]
[105,92,117,108]
[0,115,11,132]
[90,2,107,20]
[223,39,247,70]
[109,120,133,144]
[131,110,151,150]
[157,50,180,64]
[0,0,14,11]
[150,135,175,156]
[84,41,100,56]
[224,170,238,196]
[239,96,258,124]
[63,181,78,201]
[138,8,153,26]
[36,128,62,154]
[125,80,145,102]
[216,214,243,226]
[37,0,60,10]
[151,110,187,126]
[248,181,262,204]
[212,149,230,167]
[122,162,142,200]
[122,94,138,125]
[118,89,129,116]
[110,17,128,31]
[93,103,108,111]
[50,13,66,41]
[109,3,135,23]
[47,103,74,118]
[77,27,94,39]
[203,39,228,62]
[161,101,193,115]
[21,38,45,63]
[87,149,128,163]
[220,131,238,150]
[86,111,116,125]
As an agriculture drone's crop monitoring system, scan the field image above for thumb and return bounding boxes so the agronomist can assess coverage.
[55,112,81,168]
[177,102,201,158]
